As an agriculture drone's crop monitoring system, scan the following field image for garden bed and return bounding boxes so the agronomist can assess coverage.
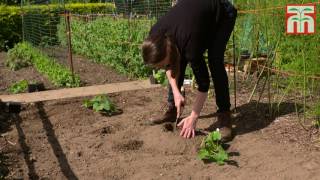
[0,50,131,95]
[0,52,54,95]
[1,86,320,179]
[43,46,132,86]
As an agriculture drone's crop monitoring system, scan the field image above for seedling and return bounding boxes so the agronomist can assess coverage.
[83,95,118,115]
[198,129,229,165]
[8,80,28,94]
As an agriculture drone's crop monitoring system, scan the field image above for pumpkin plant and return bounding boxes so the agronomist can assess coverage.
[198,129,229,165]
[83,95,119,115]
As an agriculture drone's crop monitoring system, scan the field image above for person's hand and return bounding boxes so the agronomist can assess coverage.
[177,114,198,139]
[173,92,185,118]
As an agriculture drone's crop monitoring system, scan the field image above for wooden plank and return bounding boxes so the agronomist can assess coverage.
[0,80,160,103]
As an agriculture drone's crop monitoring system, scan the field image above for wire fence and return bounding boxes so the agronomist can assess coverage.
[21,0,70,70]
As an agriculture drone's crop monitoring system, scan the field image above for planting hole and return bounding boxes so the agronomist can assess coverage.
[100,126,113,135]
[113,140,143,152]
[162,123,174,132]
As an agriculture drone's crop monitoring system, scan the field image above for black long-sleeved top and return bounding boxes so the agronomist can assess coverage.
[149,0,222,92]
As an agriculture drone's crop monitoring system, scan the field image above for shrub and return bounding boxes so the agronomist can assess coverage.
[0,3,115,51]
[0,5,21,51]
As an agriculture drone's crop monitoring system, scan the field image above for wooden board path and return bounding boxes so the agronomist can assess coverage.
[0,80,160,103]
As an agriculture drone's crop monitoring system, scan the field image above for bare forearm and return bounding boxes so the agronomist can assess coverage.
[191,91,207,118]
[166,69,180,95]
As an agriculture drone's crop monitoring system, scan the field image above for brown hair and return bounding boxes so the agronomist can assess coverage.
[142,33,180,78]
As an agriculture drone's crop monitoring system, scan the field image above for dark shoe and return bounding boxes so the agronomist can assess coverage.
[206,111,234,142]
[149,103,177,125]
[217,111,234,142]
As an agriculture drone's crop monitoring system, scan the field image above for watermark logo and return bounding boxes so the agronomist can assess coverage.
[286,4,316,34]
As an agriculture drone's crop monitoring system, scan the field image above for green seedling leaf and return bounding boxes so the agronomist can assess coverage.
[93,95,103,102]
[198,130,228,165]
[83,95,118,115]
[91,100,102,112]
[103,101,111,111]
[198,149,210,160]
[215,148,229,165]
[92,102,101,112]
[210,130,222,141]
[83,99,93,108]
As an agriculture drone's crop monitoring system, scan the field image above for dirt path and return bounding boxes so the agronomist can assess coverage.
[2,87,320,180]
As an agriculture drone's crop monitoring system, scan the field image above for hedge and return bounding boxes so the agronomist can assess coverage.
[0,5,21,51]
[0,3,115,51]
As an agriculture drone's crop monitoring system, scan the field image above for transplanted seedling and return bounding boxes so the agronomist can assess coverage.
[198,129,229,165]
[83,95,118,115]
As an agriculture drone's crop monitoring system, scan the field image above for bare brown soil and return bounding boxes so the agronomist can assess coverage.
[1,86,320,180]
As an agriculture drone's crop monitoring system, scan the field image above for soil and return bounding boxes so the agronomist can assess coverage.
[1,86,320,180]
[1,49,320,180]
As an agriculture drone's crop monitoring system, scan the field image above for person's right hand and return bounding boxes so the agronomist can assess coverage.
[173,92,185,118]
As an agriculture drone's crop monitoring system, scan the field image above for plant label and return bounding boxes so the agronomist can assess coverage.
[286,4,316,35]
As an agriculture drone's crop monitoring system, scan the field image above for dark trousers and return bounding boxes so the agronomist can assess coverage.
[167,1,237,113]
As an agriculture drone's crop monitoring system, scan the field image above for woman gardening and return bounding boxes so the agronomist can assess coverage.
[142,0,237,141]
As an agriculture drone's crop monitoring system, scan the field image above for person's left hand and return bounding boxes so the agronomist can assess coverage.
[177,114,198,139]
